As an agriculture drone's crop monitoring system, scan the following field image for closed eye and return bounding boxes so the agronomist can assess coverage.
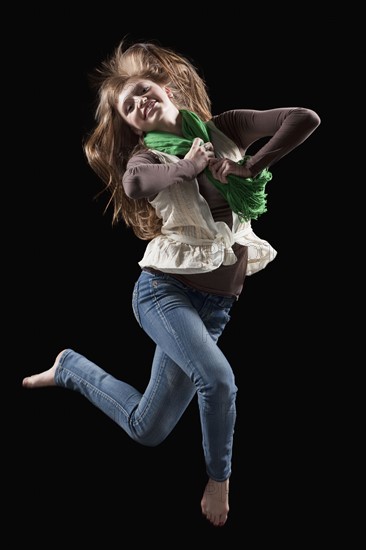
[123,84,151,114]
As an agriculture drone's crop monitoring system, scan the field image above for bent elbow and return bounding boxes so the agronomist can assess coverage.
[123,175,145,200]
[307,109,321,129]
[297,108,321,131]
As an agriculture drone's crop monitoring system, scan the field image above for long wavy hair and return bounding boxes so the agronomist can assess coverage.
[83,39,212,240]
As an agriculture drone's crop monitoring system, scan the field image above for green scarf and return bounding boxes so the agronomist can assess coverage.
[144,109,272,222]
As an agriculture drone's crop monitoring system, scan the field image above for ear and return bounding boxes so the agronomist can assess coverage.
[165,86,174,99]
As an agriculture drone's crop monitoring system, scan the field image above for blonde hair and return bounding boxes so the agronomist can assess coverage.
[83,39,212,240]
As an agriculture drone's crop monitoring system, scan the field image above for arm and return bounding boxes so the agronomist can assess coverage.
[123,151,197,199]
[213,107,321,177]
[123,138,214,199]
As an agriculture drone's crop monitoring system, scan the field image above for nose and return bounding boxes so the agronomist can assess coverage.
[137,96,148,108]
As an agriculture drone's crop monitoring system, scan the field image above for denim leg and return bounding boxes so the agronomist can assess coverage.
[55,270,236,482]
[133,271,237,481]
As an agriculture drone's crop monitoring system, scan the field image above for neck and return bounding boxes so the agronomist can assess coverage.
[158,111,183,136]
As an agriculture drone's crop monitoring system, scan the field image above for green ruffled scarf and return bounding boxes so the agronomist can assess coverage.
[144,109,272,222]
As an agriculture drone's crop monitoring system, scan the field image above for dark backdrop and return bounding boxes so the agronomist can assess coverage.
[11,11,351,546]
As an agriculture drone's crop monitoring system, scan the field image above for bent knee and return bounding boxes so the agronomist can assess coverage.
[131,430,169,448]
[207,377,237,399]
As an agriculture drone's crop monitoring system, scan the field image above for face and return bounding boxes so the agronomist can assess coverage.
[117,78,179,135]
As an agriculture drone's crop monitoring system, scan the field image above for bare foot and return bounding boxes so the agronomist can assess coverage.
[22,350,65,388]
[201,478,229,527]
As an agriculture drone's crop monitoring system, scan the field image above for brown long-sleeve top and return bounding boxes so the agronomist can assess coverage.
[123,108,320,298]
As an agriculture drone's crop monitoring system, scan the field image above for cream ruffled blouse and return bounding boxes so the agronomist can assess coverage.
[138,121,277,276]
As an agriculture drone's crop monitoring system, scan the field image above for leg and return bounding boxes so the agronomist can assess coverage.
[134,272,236,526]
[23,346,196,446]
[135,272,237,479]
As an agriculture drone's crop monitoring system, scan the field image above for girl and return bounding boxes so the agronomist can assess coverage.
[22,40,320,527]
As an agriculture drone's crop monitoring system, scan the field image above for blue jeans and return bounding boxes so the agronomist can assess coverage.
[55,270,237,481]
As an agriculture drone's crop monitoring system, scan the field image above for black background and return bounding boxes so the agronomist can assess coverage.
[11,10,359,546]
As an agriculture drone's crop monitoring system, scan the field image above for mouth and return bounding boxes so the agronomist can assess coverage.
[144,100,156,119]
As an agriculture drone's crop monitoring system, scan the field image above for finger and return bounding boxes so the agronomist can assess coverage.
[193,137,204,148]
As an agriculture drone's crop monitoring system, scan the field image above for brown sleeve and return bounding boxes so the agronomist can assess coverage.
[212,107,320,176]
[122,150,197,199]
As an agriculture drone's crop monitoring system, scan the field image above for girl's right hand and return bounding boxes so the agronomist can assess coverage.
[184,137,215,174]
